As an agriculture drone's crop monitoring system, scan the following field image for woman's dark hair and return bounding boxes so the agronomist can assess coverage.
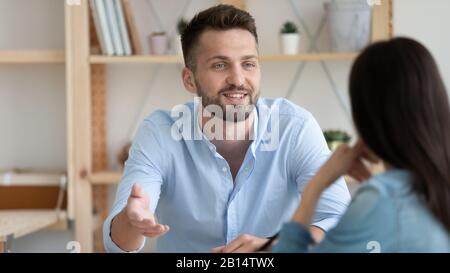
[350,37,450,232]
[181,4,258,71]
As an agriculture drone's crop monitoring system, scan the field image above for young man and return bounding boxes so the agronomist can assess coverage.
[104,4,350,253]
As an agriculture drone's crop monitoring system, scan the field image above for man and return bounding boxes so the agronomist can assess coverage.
[104,4,350,253]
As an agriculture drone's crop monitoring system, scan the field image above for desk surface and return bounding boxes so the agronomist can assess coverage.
[0,209,65,242]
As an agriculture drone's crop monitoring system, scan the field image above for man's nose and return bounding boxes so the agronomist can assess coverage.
[226,66,245,87]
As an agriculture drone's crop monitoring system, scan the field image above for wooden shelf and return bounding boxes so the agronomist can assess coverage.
[89,52,358,64]
[0,50,65,64]
[261,52,358,61]
[90,54,183,64]
[0,171,66,186]
[89,171,122,185]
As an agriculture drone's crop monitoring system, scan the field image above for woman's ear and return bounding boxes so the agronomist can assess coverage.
[182,67,197,94]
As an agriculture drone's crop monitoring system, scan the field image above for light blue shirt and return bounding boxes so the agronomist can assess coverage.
[103,98,351,252]
[273,169,450,253]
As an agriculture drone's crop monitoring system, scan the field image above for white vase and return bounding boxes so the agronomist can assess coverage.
[324,0,371,52]
[148,33,168,55]
[280,33,300,55]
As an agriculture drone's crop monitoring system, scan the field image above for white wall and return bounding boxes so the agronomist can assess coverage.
[0,0,65,170]
[2,0,450,252]
[393,0,450,90]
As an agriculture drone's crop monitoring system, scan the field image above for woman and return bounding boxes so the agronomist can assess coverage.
[272,37,450,252]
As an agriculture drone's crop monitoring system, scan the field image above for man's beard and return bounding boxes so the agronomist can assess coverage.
[195,79,259,122]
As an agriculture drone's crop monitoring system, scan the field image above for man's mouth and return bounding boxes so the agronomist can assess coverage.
[221,92,249,104]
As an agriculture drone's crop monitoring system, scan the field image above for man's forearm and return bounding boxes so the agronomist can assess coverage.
[110,209,145,252]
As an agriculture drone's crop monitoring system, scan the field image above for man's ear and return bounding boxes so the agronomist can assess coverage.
[182,67,197,94]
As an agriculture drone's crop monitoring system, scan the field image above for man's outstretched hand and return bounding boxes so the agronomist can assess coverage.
[125,183,169,237]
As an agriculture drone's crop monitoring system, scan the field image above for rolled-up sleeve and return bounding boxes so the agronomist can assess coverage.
[272,222,314,253]
[274,184,385,252]
[291,114,351,232]
[103,116,166,253]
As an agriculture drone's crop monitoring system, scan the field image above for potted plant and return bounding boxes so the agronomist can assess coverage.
[280,21,300,55]
[174,18,188,55]
[323,130,351,151]
[148,31,168,55]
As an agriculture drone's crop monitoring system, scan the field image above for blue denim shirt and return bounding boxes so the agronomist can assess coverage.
[273,169,450,252]
[103,98,350,252]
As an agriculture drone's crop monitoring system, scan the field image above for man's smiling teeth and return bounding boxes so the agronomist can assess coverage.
[223,93,246,98]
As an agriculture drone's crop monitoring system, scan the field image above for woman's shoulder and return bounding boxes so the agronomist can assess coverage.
[359,169,413,199]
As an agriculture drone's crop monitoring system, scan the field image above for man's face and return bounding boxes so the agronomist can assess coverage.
[191,28,261,122]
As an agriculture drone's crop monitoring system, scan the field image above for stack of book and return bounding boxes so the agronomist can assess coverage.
[90,0,143,55]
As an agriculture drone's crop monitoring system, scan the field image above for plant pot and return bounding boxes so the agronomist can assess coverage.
[327,140,346,152]
[280,33,300,55]
[324,0,371,52]
[148,33,168,55]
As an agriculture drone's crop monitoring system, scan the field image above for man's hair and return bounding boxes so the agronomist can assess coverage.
[181,4,258,71]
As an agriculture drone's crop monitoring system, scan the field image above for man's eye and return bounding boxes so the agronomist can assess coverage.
[213,63,226,69]
[244,62,256,69]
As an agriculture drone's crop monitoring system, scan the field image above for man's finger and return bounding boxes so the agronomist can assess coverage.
[140,223,167,234]
[211,246,225,253]
[142,225,170,237]
[129,218,157,229]
[130,183,143,198]
[221,238,245,253]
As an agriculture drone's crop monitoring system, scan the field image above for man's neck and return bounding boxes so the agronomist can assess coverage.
[199,108,255,179]
[200,109,255,145]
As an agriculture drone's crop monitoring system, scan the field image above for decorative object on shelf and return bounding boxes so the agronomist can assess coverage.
[324,0,371,52]
[280,21,300,55]
[174,18,188,55]
[148,32,168,55]
[323,130,351,151]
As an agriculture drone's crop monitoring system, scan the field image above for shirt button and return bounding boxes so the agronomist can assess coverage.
[222,167,227,172]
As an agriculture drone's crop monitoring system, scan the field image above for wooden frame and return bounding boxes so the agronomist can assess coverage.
[0,50,64,64]
[65,0,93,252]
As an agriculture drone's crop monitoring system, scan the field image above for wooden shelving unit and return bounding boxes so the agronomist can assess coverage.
[0,50,65,64]
[89,171,122,185]
[66,0,393,252]
[90,52,358,64]
[0,171,66,186]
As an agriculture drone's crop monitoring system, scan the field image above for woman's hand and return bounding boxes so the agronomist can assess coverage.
[292,139,380,227]
[313,139,380,191]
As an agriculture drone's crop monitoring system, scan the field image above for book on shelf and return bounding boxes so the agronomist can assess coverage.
[104,0,125,55]
[122,0,143,55]
[114,0,132,55]
[90,0,141,56]
[90,0,114,55]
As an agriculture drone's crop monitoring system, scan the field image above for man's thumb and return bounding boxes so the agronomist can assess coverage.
[130,183,143,198]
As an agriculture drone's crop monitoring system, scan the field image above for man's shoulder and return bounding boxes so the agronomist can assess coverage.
[143,102,195,126]
[257,97,314,124]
